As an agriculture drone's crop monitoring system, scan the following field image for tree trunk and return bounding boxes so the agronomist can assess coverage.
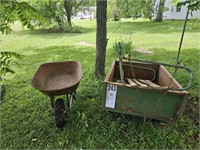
[95,0,107,77]
[64,0,73,27]
[67,14,72,27]
[155,0,165,22]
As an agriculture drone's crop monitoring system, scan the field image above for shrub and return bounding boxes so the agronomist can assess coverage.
[188,18,200,30]
[40,25,82,33]
[112,38,134,57]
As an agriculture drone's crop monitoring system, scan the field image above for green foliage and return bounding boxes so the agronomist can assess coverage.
[0,0,48,34]
[112,38,134,56]
[142,0,155,20]
[40,25,83,33]
[0,51,22,81]
[173,0,200,11]
[36,0,66,29]
[154,0,166,22]
[0,0,46,82]
[188,18,200,29]
[113,0,155,20]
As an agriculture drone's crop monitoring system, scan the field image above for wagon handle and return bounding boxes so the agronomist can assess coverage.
[122,57,193,91]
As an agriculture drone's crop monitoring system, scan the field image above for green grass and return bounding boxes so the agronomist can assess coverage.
[0,19,199,149]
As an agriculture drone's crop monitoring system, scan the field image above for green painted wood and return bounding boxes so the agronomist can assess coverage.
[103,84,188,121]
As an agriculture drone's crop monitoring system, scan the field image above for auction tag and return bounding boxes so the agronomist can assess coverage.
[105,84,117,108]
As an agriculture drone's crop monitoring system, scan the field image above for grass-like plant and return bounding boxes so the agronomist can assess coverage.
[112,38,134,57]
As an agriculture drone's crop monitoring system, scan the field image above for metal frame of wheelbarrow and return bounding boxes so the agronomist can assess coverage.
[50,91,77,112]
[31,61,82,128]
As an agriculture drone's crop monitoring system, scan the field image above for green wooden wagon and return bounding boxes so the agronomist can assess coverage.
[103,59,192,122]
[103,12,193,122]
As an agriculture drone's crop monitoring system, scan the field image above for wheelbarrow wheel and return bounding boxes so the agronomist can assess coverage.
[54,98,66,128]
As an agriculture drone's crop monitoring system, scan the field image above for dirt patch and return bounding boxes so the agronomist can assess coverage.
[136,48,153,54]
[77,41,95,47]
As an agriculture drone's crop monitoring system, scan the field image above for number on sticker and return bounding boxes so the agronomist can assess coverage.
[108,85,116,91]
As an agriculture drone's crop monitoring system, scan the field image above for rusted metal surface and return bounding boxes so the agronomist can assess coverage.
[103,60,189,122]
[31,61,82,96]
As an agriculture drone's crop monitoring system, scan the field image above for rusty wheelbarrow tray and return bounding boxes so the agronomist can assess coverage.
[31,61,82,127]
[103,60,192,122]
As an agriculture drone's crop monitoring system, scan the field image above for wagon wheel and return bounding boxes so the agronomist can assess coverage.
[54,98,66,128]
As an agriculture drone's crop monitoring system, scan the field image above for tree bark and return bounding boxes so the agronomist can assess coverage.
[155,0,165,22]
[64,0,73,27]
[95,0,107,77]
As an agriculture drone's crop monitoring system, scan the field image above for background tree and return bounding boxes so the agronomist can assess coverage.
[142,0,155,20]
[0,0,46,34]
[173,0,200,10]
[95,0,107,77]
[112,0,155,20]
[0,0,45,80]
[63,0,93,27]
[30,0,94,29]
[107,0,119,21]
[154,0,166,22]
[39,0,66,29]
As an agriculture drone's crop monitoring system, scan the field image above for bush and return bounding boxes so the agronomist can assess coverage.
[188,18,200,30]
[112,38,134,57]
[40,25,82,33]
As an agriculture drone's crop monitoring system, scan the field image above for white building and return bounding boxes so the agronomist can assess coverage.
[162,0,200,20]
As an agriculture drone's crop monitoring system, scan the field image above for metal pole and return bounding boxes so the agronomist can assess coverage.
[176,9,189,64]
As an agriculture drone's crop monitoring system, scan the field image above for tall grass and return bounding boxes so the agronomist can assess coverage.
[112,38,134,56]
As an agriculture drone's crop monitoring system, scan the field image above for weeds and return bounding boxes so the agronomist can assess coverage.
[112,38,135,56]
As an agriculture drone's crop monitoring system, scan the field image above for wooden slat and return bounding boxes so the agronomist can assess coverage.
[132,79,148,87]
[158,65,182,88]
[139,79,160,88]
[126,78,137,86]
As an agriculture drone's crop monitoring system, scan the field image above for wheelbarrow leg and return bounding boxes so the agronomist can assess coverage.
[50,96,55,109]
[66,94,70,112]
[73,91,77,100]
[66,91,76,111]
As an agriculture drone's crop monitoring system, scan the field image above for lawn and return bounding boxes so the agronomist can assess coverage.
[0,19,199,149]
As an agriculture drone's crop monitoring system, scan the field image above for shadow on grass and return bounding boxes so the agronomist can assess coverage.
[108,20,199,34]
[20,45,96,73]
[12,26,95,39]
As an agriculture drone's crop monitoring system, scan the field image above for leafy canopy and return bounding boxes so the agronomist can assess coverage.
[172,0,200,11]
[0,0,47,34]
[0,0,46,81]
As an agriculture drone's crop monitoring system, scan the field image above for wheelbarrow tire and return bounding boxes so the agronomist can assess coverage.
[54,98,66,128]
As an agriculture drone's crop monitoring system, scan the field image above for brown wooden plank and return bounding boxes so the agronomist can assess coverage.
[158,66,182,89]
[139,79,160,88]
[132,79,148,87]
[104,61,116,83]
[126,78,138,86]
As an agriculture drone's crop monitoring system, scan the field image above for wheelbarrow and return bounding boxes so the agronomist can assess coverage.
[31,61,82,128]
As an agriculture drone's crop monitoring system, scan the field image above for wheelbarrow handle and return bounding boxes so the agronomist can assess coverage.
[122,57,193,91]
